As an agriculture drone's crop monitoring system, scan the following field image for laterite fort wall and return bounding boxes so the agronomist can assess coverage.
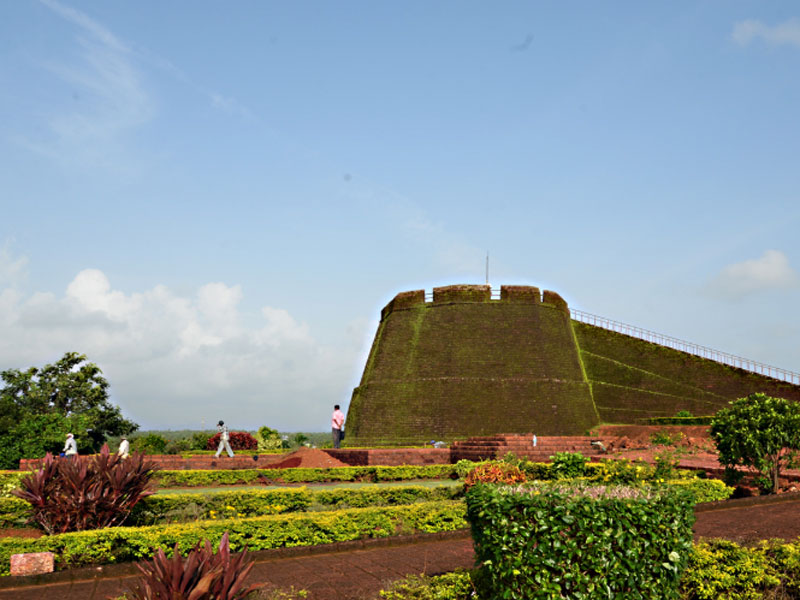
[574,322,800,423]
[347,285,598,444]
[346,284,800,446]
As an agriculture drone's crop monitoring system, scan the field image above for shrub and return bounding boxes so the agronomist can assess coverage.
[12,446,157,534]
[380,570,476,599]
[675,410,693,418]
[206,431,258,451]
[711,393,800,494]
[0,500,467,574]
[165,438,193,455]
[466,482,694,599]
[463,462,526,490]
[549,451,589,478]
[256,426,285,451]
[651,430,686,446]
[155,465,457,488]
[591,458,654,484]
[191,432,211,451]
[132,433,168,455]
[129,532,258,600]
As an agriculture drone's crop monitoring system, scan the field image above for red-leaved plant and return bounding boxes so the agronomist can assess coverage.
[12,445,157,534]
[464,462,527,490]
[206,431,258,451]
[129,532,257,600]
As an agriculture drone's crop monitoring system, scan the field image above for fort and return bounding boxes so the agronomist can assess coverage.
[346,284,800,445]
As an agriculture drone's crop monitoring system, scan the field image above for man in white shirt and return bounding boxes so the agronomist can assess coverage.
[215,420,234,457]
[117,436,130,459]
[63,433,78,458]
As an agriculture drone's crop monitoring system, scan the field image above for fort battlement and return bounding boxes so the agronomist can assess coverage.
[348,284,800,446]
[380,285,567,321]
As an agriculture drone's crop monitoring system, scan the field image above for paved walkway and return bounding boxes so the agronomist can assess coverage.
[0,531,475,600]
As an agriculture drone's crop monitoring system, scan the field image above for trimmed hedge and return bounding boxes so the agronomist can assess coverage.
[0,500,467,576]
[155,465,457,487]
[2,484,465,528]
[648,416,714,426]
[466,482,695,599]
[0,497,29,528]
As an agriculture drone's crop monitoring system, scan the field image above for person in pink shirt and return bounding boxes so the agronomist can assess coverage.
[331,404,345,448]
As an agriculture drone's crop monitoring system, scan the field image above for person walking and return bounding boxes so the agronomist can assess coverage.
[331,404,345,449]
[63,433,78,459]
[215,420,234,458]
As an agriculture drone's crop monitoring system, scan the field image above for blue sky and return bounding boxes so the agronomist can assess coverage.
[1,1,799,431]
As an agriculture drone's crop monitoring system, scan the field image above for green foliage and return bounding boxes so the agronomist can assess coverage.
[0,412,89,470]
[380,570,476,600]
[649,416,715,425]
[0,500,467,575]
[155,464,457,488]
[710,393,800,494]
[665,479,733,504]
[0,352,137,468]
[129,532,258,600]
[590,458,655,484]
[675,410,693,418]
[0,497,30,528]
[549,451,589,479]
[466,482,695,599]
[132,433,168,455]
[681,540,786,599]
[0,472,26,498]
[651,430,687,446]
[256,426,286,451]
[12,447,157,534]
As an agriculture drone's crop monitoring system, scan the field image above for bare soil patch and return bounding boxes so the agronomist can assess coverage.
[268,447,350,469]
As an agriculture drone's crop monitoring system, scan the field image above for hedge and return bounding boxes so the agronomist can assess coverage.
[648,416,714,426]
[0,500,467,576]
[379,541,800,600]
[155,465,456,487]
[466,482,695,599]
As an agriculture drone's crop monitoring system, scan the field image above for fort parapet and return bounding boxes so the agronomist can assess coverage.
[347,285,800,445]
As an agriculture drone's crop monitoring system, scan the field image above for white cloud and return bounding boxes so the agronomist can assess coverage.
[0,243,28,286]
[20,0,153,169]
[732,18,800,48]
[0,268,362,431]
[707,250,800,299]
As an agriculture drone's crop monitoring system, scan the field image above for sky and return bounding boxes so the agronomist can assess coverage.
[1,1,799,432]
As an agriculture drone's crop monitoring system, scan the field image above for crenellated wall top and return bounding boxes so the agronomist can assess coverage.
[380,284,568,320]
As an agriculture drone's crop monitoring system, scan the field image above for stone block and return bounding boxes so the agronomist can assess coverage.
[10,552,54,576]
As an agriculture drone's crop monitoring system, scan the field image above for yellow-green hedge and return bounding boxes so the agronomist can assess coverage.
[0,500,467,575]
[155,465,456,487]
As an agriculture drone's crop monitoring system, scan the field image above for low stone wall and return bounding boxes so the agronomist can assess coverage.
[322,448,451,466]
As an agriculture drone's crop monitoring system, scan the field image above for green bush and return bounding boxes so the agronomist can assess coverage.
[380,570,476,599]
[466,482,695,599]
[549,451,589,478]
[132,433,168,455]
[0,497,29,528]
[0,500,467,575]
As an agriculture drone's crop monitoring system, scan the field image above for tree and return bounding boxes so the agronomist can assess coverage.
[710,393,800,494]
[0,352,138,468]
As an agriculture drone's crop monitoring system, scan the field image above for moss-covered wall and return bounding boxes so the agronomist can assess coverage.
[347,285,800,445]
[348,285,598,444]
[574,321,800,422]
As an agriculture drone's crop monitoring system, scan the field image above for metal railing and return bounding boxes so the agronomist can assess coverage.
[570,308,800,385]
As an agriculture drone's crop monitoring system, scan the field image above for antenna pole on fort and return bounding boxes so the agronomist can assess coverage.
[485,252,489,285]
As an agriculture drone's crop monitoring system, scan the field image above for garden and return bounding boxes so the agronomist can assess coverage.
[3,354,800,598]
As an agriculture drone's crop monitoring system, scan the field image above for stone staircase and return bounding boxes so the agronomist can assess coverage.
[450,434,613,462]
